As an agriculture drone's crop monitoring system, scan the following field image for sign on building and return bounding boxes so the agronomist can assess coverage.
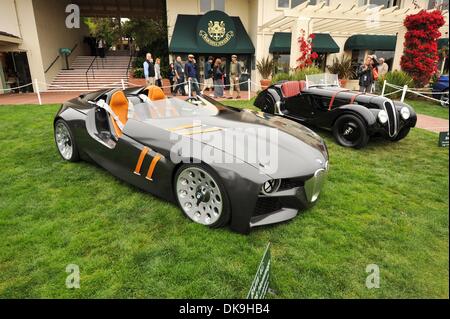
[247,243,271,299]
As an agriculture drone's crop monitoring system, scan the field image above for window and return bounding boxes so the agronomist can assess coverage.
[277,0,290,8]
[277,0,329,9]
[200,0,211,12]
[214,0,225,11]
[199,0,225,12]
[359,0,401,8]
[273,54,291,74]
[428,0,449,10]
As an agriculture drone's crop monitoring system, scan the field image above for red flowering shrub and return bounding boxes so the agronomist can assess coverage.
[400,10,445,87]
[296,30,318,70]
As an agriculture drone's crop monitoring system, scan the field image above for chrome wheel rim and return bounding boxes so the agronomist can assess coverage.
[176,167,223,225]
[55,122,73,160]
[441,93,449,108]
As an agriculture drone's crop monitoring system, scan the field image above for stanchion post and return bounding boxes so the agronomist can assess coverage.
[248,79,251,101]
[121,79,126,90]
[400,85,408,102]
[381,80,386,96]
[35,79,42,105]
[188,78,192,98]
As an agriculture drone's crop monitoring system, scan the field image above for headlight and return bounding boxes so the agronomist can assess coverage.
[261,179,281,195]
[400,107,410,120]
[378,110,389,124]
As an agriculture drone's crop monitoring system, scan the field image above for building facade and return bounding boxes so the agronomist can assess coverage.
[166,0,449,87]
[1,0,448,93]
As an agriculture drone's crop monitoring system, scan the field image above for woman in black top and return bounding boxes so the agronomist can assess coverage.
[357,56,374,93]
[168,63,176,93]
[213,58,224,98]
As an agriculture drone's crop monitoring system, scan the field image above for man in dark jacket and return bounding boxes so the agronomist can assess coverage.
[143,53,155,86]
[185,54,201,96]
[173,56,186,96]
[357,56,374,93]
[204,56,214,93]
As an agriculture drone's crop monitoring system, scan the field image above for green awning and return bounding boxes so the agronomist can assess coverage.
[269,32,340,54]
[269,32,292,53]
[344,35,396,51]
[169,12,255,54]
[438,38,449,49]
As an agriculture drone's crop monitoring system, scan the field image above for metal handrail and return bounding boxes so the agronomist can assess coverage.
[45,43,78,74]
[85,56,98,90]
[126,53,134,81]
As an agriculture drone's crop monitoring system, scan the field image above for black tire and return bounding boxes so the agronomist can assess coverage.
[54,119,80,162]
[260,93,276,114]
[174,163,231,228]
[392,126,411,142]
[332,114,369,149]
[439,92,449,108]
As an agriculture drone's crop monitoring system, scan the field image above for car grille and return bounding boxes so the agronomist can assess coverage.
[254,198,282,216]
[279,178,304,191]
[384,100,398,137]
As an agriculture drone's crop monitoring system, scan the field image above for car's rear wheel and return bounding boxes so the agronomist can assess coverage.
[174,164,230,228]
[333,114,369,149]
[440,92,449,108]
[54,119,79,162]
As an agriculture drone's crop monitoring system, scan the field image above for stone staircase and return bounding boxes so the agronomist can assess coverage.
[47,55,133,92]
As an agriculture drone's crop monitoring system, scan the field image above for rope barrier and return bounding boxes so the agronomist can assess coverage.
[382,80,448,104]
[0,82,33,93]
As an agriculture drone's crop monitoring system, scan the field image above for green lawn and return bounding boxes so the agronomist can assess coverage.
[0,102,448,298]
[405,99,449,120]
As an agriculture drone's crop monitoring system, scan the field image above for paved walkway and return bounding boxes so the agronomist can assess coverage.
[416,114,449,133]
[0,91,447,133]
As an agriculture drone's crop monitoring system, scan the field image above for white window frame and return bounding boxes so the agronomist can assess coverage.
[199,0,226,13]
[276,0,330,10]
[359,0,402,8]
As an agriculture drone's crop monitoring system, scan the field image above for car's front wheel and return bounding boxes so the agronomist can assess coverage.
[174,164,230,228]
[333,114,369,149]
[391,126,411,142]
[439,91,449,108]
[54,119,80,162]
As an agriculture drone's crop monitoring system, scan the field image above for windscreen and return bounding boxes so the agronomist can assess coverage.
[306,74,340,88]
[132,98,221,121]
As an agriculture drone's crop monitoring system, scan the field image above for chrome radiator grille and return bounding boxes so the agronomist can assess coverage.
[383,100,398,137]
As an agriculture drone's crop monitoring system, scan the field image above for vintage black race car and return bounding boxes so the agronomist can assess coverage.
[254,74,417,148]
[54,85,329,234]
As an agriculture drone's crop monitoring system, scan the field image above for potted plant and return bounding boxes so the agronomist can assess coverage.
[257,56,274,90]
[327,56,355,87]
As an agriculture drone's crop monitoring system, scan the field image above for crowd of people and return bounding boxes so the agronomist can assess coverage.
[357,54,389,93]
[143,53,243,99]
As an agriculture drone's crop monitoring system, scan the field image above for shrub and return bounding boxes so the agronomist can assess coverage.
[327,56,355,80]
[257,56,274,79]
[377,70,414,99]
[290,66,322,81]
[400,10,445,87]
[133,68,144,78]
[271,72,290,84]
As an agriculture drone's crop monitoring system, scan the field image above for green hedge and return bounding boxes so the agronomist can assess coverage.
[377,70,414,99]
[271,67,322,84]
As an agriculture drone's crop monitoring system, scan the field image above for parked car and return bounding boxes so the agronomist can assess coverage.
[432,74,449,108]
[54,86,329,234]
[254,74,417,149]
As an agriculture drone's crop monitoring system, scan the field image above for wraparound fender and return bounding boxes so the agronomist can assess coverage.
[331,104,378,127]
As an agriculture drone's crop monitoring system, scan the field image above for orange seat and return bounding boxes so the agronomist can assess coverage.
[147,85,166,101]
[281,81,301,98]
[109,90,129,137]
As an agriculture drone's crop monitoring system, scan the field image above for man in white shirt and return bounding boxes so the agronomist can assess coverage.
[377,58,389,78]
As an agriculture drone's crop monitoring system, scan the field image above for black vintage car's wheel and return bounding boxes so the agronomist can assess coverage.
[440,92,449,108]
[174,164,230,228]
[54,119,80,162]
[261,93,276,114]
[333,114,369,149]
[392,127,411,142]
